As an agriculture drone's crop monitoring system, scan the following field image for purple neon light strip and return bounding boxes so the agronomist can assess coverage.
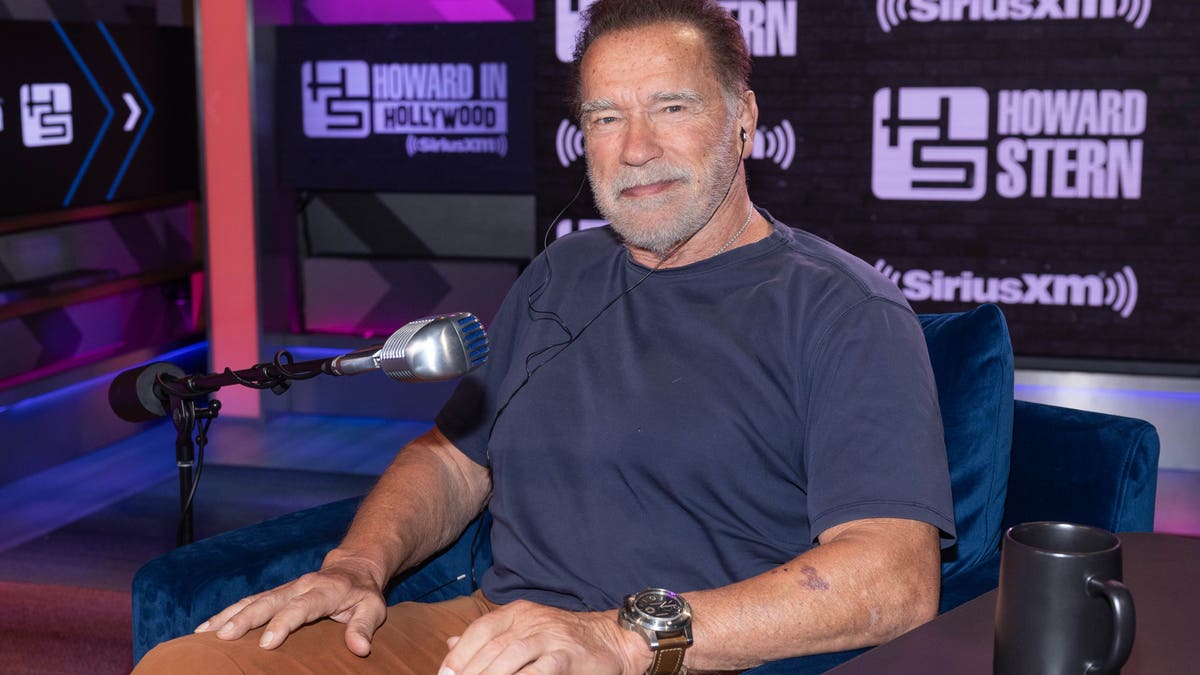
[298,0,531,24]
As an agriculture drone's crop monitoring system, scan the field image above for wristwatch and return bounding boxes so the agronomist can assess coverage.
[618,588,694,675]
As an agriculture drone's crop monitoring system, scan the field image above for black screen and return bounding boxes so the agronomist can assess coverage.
[0,20,198,218]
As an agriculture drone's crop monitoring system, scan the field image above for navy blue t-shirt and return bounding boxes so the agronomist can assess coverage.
[436,212,956,611]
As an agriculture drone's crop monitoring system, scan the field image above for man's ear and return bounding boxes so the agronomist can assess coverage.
[738,90,759,158]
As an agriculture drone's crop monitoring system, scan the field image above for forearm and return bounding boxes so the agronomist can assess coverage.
[677,519,941,672]
[437,519,940,675]
[324,426,492,589]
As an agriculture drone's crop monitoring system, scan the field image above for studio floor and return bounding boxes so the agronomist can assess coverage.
[0,415,430,592]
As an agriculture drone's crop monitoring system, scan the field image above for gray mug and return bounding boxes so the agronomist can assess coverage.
[994,522,1136,674]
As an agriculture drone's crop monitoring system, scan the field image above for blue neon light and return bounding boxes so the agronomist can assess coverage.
[0,342,208,415]
[52,20,114,208]
[97,21,155,201]
[1015,383,1200,402]
[282,346,349,360]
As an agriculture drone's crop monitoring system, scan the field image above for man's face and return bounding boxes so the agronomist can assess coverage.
[578,22,741,257]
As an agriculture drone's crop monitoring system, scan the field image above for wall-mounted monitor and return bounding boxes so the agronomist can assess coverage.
[0,20,198,220]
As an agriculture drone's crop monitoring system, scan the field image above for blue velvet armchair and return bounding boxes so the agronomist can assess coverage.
[132,304,1161,671]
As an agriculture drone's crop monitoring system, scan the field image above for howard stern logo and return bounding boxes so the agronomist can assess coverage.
[876,0,1151,32]
[875,259,1138,318]
[872,87,1145,201]
[555,0,798,62]
[555,118,796,169]
[301,60,510,157]
[19,83,74,147]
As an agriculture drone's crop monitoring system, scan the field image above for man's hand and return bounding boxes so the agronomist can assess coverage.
[439,600,648,675]
[194,553,389,656]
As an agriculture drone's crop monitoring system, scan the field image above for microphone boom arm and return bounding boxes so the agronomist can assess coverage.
[154,350,331,400]
[153,311,489,400]
[108,312,488,547]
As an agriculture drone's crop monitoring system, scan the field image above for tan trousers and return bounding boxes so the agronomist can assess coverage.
[133,590,500,674]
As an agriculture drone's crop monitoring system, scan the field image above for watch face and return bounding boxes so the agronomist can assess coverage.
[635,590,685,619]
[620,588,693,648]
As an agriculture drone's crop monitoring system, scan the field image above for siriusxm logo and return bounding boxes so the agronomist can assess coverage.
[876,0,1151,32]
[872,87,1146,201]
[875,259,1138,318]
[555,117,796,170]
[555,0,798,63]
[555,119,585,167]
[751,119,795,169]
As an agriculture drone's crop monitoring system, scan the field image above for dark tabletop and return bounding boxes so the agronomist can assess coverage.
[826,532,1200,674]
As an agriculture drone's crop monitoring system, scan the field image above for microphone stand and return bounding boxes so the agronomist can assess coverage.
[155,350,341,546]
[169,395,218,546]
[136,311,487,546]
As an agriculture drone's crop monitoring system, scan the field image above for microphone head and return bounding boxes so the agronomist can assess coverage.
[108,361,186,422]
[379,312,489,382]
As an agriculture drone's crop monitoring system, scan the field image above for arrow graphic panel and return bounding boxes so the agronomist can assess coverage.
[0,19,196,218]
[99,21,156,200]
[52,19,113,207]
[122,92,141,131]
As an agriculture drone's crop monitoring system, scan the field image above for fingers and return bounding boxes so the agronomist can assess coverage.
[253,591,323,649]
[441,609,516,674]
[191,570,387,653]
[441,604,627,675]
[514,651,571,675]
[445,639,568,675]
[462,638,546,675]
[255,583,365,650]
[195,595,258,633]
[193,592,289,640]
[213,591,294,643]
[340,595,387,656]
[441,605,572,675]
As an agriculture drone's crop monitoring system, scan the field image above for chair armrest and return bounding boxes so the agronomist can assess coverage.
[938,549,1001,613]
[132,496,363,661]
[1003,399,1160,533]
[132,496,492,662]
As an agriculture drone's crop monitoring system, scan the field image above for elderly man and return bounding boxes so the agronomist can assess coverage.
[135,1,954,673]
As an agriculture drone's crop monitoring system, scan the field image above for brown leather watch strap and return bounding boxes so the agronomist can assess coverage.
[645,633,691,675]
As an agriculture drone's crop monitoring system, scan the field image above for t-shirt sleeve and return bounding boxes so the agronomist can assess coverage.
[802,297,957,546]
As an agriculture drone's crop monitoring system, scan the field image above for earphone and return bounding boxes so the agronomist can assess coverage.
[527,123,749,348]
[484,123,752,453]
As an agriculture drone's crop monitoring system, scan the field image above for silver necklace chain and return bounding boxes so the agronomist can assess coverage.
[714,206,755,256]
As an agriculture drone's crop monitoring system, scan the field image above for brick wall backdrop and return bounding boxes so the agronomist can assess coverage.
[535,0,1199,364]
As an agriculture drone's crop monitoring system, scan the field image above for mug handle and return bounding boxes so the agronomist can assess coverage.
[1085,577,1136,674]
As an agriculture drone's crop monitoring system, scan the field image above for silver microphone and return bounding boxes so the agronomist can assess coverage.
[327,312,489,381]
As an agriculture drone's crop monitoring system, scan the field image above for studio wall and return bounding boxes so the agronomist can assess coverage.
[253,1,536,338]
[0,1,200,486]
[536,0,1199,366]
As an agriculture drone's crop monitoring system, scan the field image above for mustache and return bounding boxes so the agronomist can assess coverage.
[608,164,693,194]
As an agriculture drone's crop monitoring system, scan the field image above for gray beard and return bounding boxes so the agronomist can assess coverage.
[586,139,739,258]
